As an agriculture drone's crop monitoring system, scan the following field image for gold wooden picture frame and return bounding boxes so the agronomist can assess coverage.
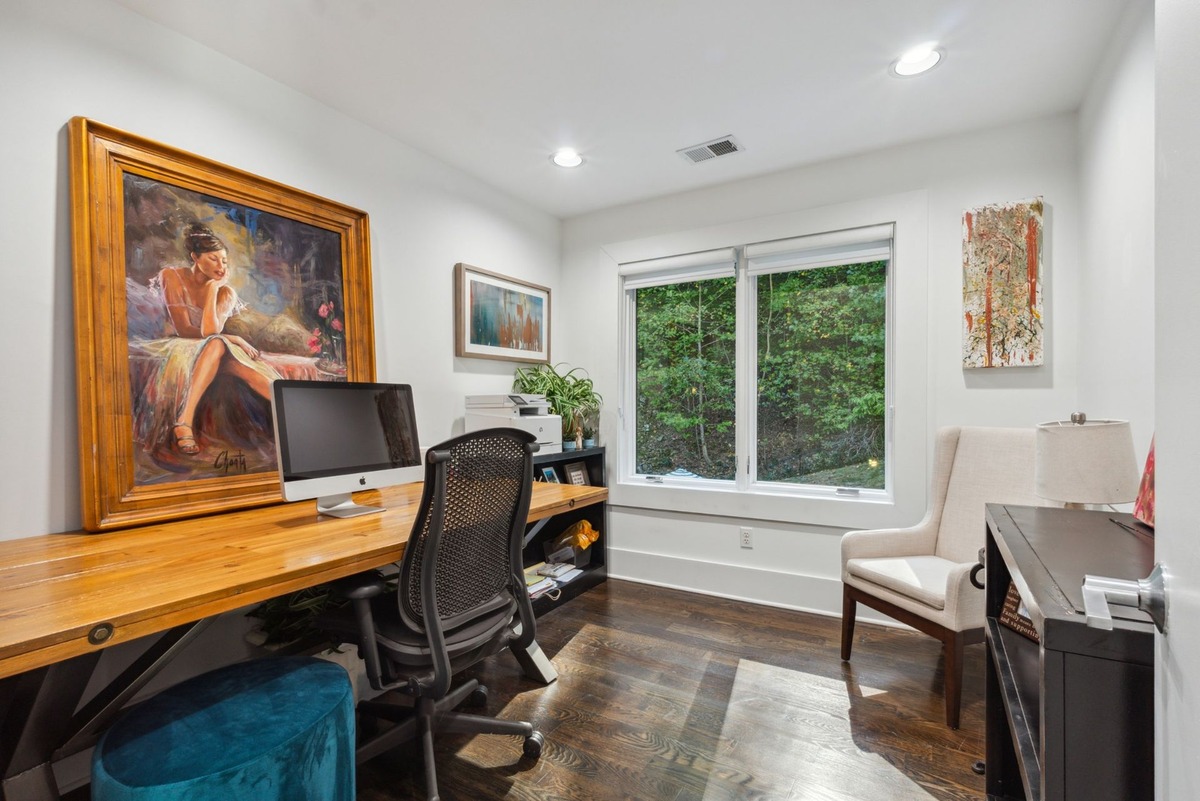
[69,118,375,531]
[454,262,550,363]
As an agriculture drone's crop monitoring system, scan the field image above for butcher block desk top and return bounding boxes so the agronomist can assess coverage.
[0,481,606,680]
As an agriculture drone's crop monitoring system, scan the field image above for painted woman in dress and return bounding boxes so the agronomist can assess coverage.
[134,222,281,456]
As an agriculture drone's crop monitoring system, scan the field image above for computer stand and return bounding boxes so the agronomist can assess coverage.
[316,493,385,518]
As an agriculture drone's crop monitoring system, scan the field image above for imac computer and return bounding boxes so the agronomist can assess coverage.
[271,379,423,518]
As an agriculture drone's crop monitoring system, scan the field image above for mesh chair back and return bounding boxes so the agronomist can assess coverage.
[399,428,535,632]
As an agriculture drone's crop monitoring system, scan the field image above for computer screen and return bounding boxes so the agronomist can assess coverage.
[271,380,423,517]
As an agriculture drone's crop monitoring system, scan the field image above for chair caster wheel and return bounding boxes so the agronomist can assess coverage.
[523,730,544,759]
[467,686,488,708]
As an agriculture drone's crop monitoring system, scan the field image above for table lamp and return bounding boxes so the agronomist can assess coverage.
[1035,413,1139,509]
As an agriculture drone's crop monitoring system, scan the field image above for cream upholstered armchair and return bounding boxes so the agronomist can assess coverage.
[840,426,1044,728]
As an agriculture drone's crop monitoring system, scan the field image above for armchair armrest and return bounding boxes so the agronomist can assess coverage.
[841,521,938,564]
[942,561,987,631]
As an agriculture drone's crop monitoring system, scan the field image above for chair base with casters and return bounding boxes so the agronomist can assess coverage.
[318,428,548,801]
[91,656,354,801]
[324,574,545,801]
[356,676,543,791]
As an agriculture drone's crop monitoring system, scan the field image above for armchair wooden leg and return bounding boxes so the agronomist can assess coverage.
[840,585,857,661]
[943,632,965,730]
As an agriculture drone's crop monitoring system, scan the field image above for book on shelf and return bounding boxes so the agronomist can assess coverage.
[523,563,547,586]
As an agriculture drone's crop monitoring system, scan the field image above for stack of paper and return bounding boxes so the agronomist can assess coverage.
[526,576,556,597]
[555,568,583,585]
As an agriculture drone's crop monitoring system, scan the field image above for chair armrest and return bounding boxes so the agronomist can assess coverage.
[331,571,388,601]
[942,561,987,631]
[329,571,388,690]
[841,523,938,563]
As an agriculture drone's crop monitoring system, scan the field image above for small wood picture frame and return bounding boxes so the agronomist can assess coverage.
[563,461,590,486]
[540,466,561,484]
[454,263,550,363]
[999,582,1040,643]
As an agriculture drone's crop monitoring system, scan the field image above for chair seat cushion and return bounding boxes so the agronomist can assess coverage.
[846,555,957,610]
[320,595,517,667]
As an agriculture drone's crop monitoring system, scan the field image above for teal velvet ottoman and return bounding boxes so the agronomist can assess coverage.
[92,656,355,801]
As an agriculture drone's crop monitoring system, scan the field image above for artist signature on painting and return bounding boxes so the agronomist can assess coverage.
[214,450,247,475]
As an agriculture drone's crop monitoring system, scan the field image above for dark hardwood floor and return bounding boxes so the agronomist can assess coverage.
[356,579,986,801]
[67,579,984,800]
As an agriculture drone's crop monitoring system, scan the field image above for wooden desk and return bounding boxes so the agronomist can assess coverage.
[0,481,606,800]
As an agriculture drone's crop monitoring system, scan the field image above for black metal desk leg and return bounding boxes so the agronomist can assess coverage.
[0,654,101,801]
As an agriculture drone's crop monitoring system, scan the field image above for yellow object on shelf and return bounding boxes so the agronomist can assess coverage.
[549,519,599,553]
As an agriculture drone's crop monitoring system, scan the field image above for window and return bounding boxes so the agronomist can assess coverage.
[621,225,892,496]
[634,274,737,480]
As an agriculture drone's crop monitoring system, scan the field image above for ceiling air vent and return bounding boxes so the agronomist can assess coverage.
[677,135,745,164]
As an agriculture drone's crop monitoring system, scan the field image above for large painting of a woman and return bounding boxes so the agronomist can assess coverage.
[125,177,346,485]
[71,118,374,531]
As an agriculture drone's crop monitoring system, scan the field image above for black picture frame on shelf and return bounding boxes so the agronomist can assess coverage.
[563,461,589,486]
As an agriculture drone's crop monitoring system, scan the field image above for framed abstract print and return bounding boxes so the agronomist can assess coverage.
[454,262,550,363]
[69,118,375,531]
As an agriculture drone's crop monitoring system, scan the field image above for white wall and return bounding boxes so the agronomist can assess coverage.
[563,102,1154,616]
[1078,2,1156,451]
[0,0,561,540]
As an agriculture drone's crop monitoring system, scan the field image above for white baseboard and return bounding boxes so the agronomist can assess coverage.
[607,546,907,629]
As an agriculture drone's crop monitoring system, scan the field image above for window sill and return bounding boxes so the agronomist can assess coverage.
[610,478,918,531]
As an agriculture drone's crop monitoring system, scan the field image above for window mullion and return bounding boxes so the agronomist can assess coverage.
[735,248,753,491]
[619,287,637,483]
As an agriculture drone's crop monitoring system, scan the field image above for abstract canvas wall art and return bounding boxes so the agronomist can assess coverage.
[962,197,1044,368]
[454,263,550,363]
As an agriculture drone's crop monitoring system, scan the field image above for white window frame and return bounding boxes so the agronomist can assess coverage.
[620,248,740,489]
[609,191,928,531]
[742,225,894,500]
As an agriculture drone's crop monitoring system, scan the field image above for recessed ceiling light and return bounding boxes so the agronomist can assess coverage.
[890,43,943,77]
[551,148,584,168]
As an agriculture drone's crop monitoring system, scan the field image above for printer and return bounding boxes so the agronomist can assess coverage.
[465,394,562,454]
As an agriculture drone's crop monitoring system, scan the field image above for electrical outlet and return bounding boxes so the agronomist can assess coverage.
[739,527,753,549]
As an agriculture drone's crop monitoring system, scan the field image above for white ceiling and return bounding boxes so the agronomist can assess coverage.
[113,0,1130,219]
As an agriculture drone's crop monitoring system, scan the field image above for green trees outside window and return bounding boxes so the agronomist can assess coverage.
[756,261,886,488]
[635,277,737,478]
[631,258,887,490]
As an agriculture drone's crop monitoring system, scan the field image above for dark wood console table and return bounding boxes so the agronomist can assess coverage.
[984,505,1154,801]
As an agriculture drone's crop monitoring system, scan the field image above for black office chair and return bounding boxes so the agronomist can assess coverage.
[319,428,544,801]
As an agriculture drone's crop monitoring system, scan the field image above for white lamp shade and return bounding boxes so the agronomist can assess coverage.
[1035,418,1140,504]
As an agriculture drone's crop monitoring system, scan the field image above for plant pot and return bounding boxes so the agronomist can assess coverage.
[583,438,596,448]
[562,441,577,451]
